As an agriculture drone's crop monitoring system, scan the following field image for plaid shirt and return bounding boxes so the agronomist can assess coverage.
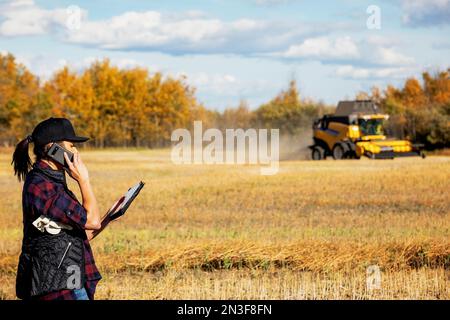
[20,160,102,300]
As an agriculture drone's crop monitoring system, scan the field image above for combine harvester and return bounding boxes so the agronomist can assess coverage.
[309,100,426,160]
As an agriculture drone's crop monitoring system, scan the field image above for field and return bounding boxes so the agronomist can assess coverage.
[0,149,448,299]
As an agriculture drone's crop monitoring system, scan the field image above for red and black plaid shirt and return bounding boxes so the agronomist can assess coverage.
[20,160,102,300]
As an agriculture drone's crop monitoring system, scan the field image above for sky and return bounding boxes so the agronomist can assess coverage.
[0,0,449,111]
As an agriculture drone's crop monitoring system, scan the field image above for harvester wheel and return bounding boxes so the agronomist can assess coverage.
[311,146,325,160]
[332,143,345,160]
[349,151,360,159]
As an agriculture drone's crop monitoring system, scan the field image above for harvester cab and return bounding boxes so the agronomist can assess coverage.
[310,100,425,160]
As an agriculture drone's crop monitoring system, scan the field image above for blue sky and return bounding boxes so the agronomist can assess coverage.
[0,0,449,110]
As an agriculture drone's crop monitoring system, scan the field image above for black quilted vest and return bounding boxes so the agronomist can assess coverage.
[16,165,86,299]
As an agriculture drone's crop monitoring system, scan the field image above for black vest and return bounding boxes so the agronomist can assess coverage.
[16,166,86,299]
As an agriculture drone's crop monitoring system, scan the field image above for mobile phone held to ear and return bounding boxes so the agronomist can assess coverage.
[46,143,74,169]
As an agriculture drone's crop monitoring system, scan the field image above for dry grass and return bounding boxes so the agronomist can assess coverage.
[0,149,448,299]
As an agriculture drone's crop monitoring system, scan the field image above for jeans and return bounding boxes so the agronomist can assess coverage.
[73,287,89,300]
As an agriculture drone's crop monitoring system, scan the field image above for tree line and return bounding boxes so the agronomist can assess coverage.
[0,53,449,149]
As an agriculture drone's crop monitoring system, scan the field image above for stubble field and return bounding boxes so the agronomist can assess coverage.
[0,149,448,299]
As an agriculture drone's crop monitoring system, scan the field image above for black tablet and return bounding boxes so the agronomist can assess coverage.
[108,181,145,220]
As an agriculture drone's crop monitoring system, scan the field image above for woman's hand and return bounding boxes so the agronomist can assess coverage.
[64,149,101,231]
[64,149,89,183]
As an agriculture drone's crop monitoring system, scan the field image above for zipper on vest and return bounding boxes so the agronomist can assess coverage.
[58,242,72,269]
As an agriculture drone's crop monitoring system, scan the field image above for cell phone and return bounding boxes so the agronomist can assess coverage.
[46,143,74,169]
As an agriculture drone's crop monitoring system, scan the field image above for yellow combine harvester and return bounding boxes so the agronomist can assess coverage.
[310,100,425,160]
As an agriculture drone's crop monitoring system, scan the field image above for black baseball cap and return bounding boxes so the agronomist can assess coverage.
[30,117,89,146]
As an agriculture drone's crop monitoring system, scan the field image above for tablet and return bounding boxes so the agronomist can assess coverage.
[108,181,145,220]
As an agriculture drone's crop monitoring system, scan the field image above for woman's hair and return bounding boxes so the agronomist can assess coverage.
[11,137,49,182]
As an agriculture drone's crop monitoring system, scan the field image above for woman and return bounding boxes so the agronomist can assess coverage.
[12,117,112,300]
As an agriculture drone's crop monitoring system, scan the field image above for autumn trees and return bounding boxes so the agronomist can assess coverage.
[210,80,324,136]
[42,60,210,148]
[0,55,208,147]
[255,80,321,135]
[0,53,41,145]
[0,52,449,149]
[376,69,450,148]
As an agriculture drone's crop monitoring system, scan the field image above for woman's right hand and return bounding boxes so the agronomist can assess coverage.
[64,150,90,183]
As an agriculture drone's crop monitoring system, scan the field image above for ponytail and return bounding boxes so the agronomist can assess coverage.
[11,135,33,182]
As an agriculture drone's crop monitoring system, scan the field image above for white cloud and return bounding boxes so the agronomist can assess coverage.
[9,0,35,6]
[366,35,401,47]
[402,0,450,26]
[335,65,416,80]
[68,11,225,49]
[114,58,141,70]
[0,0,421,89]
[72,57,161,74]
[180,71,279,109]
[183,72,240,96]
[64,11,314,54]
[11,53,69,80]
[374,47,415,66]
[0,0,86,36]
[11,53,159,82]
[275,36,415,68]
[0,1,334,55]
[281,36,360,60]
